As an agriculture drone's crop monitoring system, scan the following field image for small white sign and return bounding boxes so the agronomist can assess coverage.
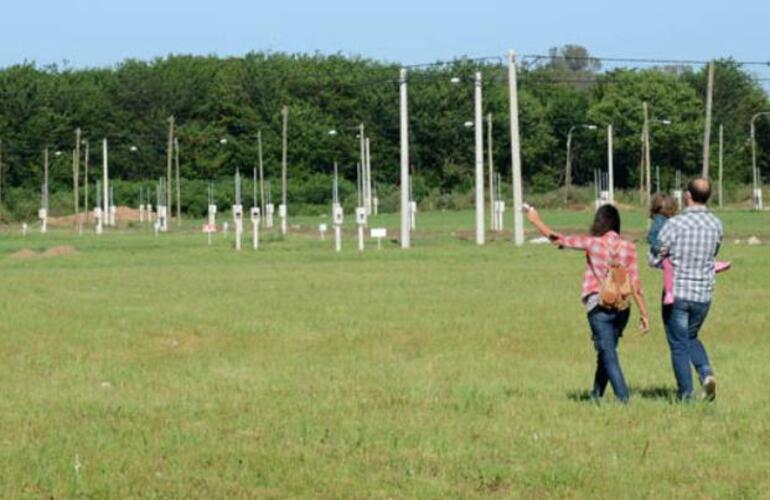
[370,228,387,238]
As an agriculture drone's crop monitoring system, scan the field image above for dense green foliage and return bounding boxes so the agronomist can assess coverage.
[0,46,768,218]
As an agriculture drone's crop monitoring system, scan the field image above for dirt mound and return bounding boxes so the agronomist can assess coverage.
[42,245,78,257]
[10,249,38,259]
[9,246,78,259]
[48,206,141,226]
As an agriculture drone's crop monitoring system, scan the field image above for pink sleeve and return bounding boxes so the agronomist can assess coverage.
[557,234,593,250]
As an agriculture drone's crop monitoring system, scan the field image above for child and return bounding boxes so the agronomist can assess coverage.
[648,193,730,305]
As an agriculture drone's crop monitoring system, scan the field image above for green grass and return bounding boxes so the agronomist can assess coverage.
[1,208,769,498]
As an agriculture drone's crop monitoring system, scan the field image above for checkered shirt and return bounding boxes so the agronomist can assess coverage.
[557,231,643,302]
[650,205,723,303]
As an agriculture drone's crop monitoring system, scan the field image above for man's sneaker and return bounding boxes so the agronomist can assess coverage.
[702,375,716,401]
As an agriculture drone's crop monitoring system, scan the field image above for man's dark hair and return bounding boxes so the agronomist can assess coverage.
[687,178,711,204]
[590,204,621,236]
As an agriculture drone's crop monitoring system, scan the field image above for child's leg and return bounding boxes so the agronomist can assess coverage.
[715,260,731,273]
[663,257,675,305]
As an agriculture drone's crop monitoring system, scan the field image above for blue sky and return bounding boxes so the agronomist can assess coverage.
[1,0,768,70]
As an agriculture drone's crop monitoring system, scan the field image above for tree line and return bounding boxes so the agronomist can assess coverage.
[0,45,767,218]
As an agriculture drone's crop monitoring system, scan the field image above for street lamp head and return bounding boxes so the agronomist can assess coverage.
[660,119,672,126]
[328,129,338,136]
[584,124,598,130]
[129,145,138,152]
[54,151,62,157]
[464,121,474,129]
[450,77,462,85]
[219,138,228,145]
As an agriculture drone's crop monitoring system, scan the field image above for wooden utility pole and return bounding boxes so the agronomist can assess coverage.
[258,129,265,223]
[166,116,174,213]
[174,137,181,220]
[487,113,495,229]
[702,62,715,178]
[281,105,288,235]
[74,128,81,219]
[83,140,90,222]
[718,124,724,208]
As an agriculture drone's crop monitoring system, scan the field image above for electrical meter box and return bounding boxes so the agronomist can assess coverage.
[356,207,367,225]
[232,204,243,219]
[278,204,287,217]
[38,208,47,219]
[250,207,260,222]
[333,205,344,224]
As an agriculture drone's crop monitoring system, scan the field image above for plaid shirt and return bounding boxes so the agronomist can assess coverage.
[557,231,643,303]
[649,205,723,303]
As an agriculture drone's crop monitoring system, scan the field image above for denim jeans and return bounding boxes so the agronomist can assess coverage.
[587,306,631,402]
[662,299,714,400]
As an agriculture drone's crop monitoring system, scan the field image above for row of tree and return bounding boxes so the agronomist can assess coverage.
[0,45,768,217]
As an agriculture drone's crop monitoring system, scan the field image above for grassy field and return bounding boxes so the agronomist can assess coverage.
[1,207,769,498]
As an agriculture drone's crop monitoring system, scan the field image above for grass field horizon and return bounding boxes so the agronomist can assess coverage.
[2,207,769,497]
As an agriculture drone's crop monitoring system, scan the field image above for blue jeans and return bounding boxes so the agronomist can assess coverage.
[662,299,714,400]
[587,307,630,402]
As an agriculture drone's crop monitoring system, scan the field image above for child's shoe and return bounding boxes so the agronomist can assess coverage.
[715,261,731,273]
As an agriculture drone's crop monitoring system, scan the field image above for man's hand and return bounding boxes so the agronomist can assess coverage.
[639,315,650,335]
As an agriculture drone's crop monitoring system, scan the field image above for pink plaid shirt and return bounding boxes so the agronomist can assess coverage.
[557,231,643,300]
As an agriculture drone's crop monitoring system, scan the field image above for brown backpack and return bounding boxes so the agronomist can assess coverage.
[589,240,633,311]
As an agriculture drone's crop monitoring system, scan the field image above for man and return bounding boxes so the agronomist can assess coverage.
[651,178,723,401]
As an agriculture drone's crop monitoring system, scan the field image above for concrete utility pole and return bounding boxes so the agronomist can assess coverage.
[74,128,80,218]
[166,116,174,217]
[0,138,3,204]
[365,137,372,215]
[508,51,524,246]
[718,124,724,208]
[83,140,89,222]
[399,68,410,249]
[174,137,181,220]
[43,148,49,210]
[565,129,573,203]
[358,123,367,214]
[102,138,109,223]
[487,113,495,230]
[702,61,715,178]
[643,102,652,202]
[258,129,265,225]
[607,124,614,204]
[281,105,288,235]
[474,71,485,245]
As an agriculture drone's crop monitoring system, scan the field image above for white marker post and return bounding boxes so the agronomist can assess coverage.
[102,139,109,231]
[250,206,260,250]
[109,185,117,227]
[22,223,28,237]
[333,204,343,252]
[673,169,683,209]
[40,148,49,234]
[266,203,274,228]
[319,223,327,241]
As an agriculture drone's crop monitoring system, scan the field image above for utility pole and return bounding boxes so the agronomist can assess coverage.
[643,102,651,202]
[474,71,485,245]
[166,115,174,216]
[358,123,367,214]
[102,138,109,224]
[718,124,724,208]
[174,137,181,220]
[0,138,3,204]
[508,51,524,246]
[74,128,81,218]
[281,105,289,235]
[565,129,573,204]
[365,137,372,215]
[258,129,265,224]
[83,140,89,222]
[702,61,715,178]
[399,68,410,249]
[607,124,614,204]
[43,147,49,210]
[487,113,495,230]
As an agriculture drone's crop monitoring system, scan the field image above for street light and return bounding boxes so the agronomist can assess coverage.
[564,124,597,201]
[750,111,770,210]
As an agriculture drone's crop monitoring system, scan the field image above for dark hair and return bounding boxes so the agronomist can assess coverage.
[591,204,621,236]
[687,178,711,204]
[650,192,678,218]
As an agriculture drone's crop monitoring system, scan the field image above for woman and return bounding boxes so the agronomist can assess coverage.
[525,204,649,403]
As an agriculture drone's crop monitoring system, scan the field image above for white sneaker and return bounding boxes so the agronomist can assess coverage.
[702,376,716,401]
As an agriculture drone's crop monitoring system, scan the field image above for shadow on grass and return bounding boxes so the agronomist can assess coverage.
[567,386,678,403]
